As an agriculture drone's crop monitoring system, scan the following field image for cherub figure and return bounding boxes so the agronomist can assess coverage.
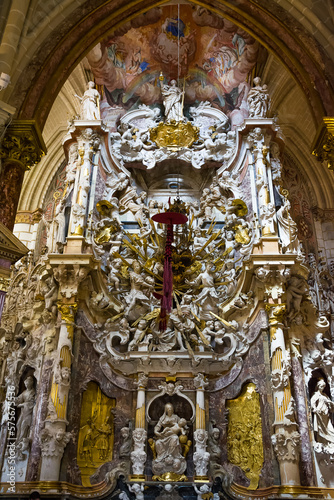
[128,320,148,351]
[202,320,215,344]
[107,258,122,291]
[128,483,144,500]
[213,321,226,345]
[193,227,208,253]
[193,484,213,500]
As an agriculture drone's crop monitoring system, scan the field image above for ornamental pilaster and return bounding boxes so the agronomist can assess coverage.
[131,373,148,479]
[39,259,90,481]
[62,121,107,254]
[266,303,301,485]
[194,373,209,480]
[39,301,77,481]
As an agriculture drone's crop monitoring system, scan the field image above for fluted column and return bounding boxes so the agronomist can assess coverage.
[194,373,210,480]
[131,373,148,480]
[39,303,77,480]
[266,304,301,485]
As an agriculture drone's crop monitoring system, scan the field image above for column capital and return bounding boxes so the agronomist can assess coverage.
[194,373,208,390]
[312,117,334,170]
[265,303,286,326]
[271,428,301,463]
[0,119,46,171]
[135,373,148,389]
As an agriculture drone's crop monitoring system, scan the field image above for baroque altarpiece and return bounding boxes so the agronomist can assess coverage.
[1,5,334,500]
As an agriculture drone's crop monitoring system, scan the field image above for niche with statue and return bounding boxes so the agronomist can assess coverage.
[146,387,195,481]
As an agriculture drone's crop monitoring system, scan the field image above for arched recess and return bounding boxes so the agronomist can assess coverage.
[9,0,334,216]
[6,0,334,132]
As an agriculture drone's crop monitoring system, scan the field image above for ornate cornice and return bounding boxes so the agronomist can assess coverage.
[0,119,46,171]
[230,483,334,499]
[312,117,334,170]
[0,221,29,263]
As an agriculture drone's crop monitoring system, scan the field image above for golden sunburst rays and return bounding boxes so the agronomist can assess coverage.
[116,216,234,316]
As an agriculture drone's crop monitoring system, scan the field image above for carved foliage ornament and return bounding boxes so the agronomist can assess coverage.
[312,117,334,171]
[0,277,10,292]
[0,121,46,170]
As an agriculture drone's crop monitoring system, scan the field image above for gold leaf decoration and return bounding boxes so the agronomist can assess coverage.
[77,382,115,486]
[226,382,264,490]
[150,120,199,149]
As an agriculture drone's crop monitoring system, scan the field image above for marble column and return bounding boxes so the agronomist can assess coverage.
[131,373,148,480]
[0,290,6,320]
[0,162,25,231]
[194,373,210,480]
[266,304,301,485]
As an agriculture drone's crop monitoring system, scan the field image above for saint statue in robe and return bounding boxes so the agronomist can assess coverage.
[160,75,184,122]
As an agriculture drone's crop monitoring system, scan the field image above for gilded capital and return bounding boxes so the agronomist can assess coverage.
[57,303,78,324]
[265,303,286,325]
[0,120,46,171]
[312,117,334,170]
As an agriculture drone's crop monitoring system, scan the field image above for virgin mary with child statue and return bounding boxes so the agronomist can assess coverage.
[149,402,191,480]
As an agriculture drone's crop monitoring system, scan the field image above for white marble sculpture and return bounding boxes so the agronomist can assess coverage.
[75,81,100,120]
[160,75,184,122]
[104,172,129,202]
[151,403,188,476]
[15,376,35,446]
[247,77,270,118]
[128,483,144,500]
[106,101,236,169]
[311,379,334,449]
[131,428,147,476]
[124,261,154,320]
[193,428,210,477]
[276,197,299,253]
[194,484,211,500]
[187,262,220,310]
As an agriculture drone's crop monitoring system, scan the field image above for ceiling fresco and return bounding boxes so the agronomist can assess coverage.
[87,5,259,125]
